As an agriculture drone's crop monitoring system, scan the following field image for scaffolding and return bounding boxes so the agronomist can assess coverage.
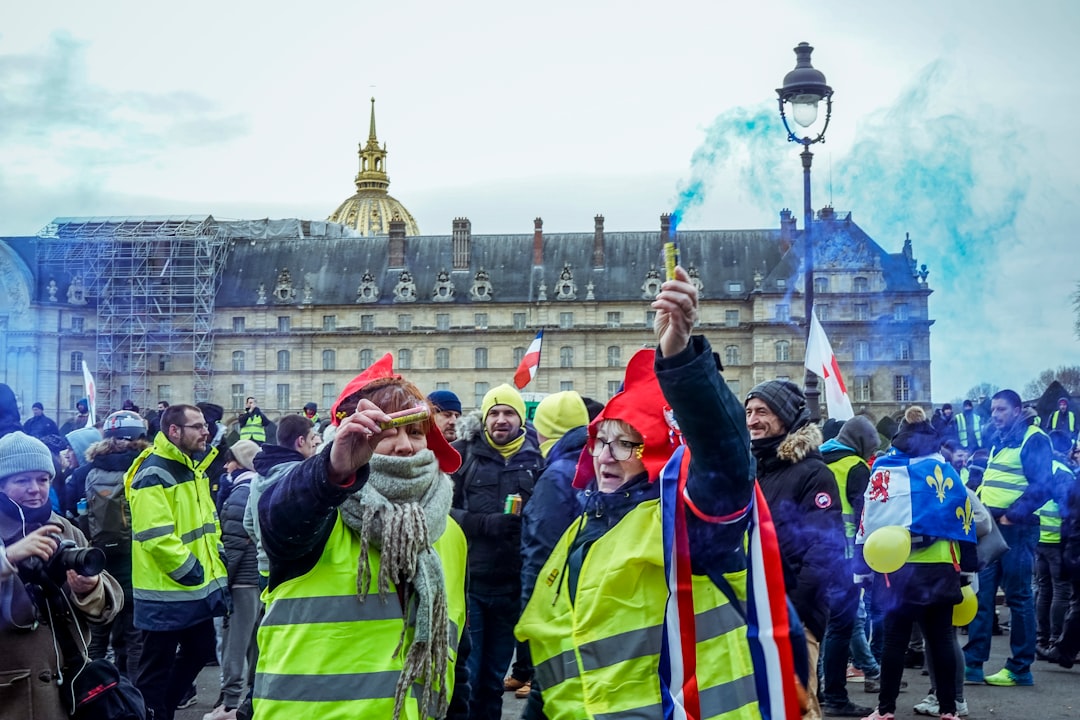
[38,216,229,409]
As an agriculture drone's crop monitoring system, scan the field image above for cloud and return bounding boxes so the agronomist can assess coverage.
[0,32,249,183]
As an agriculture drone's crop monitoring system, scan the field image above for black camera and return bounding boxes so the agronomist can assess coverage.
[20,533,106,587]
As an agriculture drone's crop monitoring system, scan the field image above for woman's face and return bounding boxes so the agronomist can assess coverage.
[591,419,646,494]
[374,422,429,457]
[1,471,52,509]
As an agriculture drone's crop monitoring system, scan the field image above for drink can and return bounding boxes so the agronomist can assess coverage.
[77,498,88,516]
[504,493,522,515]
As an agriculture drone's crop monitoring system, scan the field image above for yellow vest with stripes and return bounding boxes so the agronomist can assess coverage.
[240,415,266,443]
[1050,410,1075,434]
[516,499,761,720]
[980,426,1043,511]
[254,513,467,720]
[1035,458,1069,544]
[956,413,982,447]
[826,453,865,550]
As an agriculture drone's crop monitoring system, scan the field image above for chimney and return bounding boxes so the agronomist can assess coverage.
[452,217,471,269]
[388,214,406,267]
[533,217,543,266]
[779,208,796,253]
[593,214,605,267]
[819,206,835,220]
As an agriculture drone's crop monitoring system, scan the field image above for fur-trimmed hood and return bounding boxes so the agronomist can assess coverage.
[776,422,824,464]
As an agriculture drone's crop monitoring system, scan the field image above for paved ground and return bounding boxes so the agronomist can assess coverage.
[178,627,1077,720]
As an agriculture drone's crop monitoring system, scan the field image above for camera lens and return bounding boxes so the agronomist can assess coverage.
[56,544,106,577]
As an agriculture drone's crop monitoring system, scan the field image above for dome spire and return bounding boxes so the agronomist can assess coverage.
[353,97,389,194]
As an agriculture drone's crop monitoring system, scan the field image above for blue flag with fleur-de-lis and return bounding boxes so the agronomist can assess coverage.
[857,449,975,545]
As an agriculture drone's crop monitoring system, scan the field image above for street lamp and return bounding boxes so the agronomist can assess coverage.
[777,41,833,422]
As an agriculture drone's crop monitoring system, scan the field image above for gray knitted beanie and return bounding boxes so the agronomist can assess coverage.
[0,431,56,483]
[746,380,809,433]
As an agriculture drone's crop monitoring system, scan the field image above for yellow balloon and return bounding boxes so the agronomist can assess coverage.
[953,584,978,626]
[864,526,911,574]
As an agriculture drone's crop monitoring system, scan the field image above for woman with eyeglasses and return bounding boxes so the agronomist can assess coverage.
[516,266,805,720]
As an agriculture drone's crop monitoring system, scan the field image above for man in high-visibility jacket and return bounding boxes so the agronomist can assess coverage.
[1048,397,1077,445]
[1034,430,1076,660]
[127,403,231,720]
[239,396,271,443]
[964,389,1053,687]
[957,399,984,452]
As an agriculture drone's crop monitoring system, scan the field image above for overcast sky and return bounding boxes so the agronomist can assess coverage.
[2,0,1077,402]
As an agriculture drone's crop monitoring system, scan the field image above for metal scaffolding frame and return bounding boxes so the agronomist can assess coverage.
[38,216,229,409]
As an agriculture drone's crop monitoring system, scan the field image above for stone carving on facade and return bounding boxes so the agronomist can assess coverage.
[256,283,267,305]
[818,235,875,269]
[585,281,595,301]
[302,285,314,304]
[537,282,547,302]
[470,268,493,302]
[555,263,577,301]
[47,279,58,302]
[688,265,704,297]
[274,269,296,302]
[67,275,87,305]
[393,270,417,303]
[641,266,662,299]
[356,270,380,303]
[753,270,764,291]
[0,253,30,315]
[432,268,455,302]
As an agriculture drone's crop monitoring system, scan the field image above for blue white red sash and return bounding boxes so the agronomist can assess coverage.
[659,445,800,720]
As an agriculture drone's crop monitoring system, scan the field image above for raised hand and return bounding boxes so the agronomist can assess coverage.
[651,265,699,358]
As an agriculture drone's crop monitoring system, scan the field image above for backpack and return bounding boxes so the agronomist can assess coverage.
[85,467,132,552]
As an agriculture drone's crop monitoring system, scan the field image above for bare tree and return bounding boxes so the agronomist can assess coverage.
[1023,366,1080,400]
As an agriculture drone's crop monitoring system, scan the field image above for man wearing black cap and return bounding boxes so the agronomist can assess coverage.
[428,390,463,443]
[23,402,59,440]
[745,380,846,718]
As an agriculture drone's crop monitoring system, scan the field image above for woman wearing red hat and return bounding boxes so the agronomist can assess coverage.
[516,267,805,720]
[252,355,469,720]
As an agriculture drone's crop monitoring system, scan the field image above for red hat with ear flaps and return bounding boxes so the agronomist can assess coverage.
[573,348,680,489]
[330,352,461,473]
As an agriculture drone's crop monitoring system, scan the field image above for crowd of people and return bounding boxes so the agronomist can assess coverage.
[3,269,1080,720]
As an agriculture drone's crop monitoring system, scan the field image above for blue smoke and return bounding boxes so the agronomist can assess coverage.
[671,59,1033,399]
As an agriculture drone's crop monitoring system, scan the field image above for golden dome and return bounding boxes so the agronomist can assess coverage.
[327,98,420,236]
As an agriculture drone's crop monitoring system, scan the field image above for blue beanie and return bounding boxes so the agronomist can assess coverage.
[427,390,462,415]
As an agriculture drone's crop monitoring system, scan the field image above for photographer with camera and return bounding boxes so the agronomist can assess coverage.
[0,430,123,720]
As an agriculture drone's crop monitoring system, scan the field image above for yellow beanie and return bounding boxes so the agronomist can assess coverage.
[533,391,588,457]
[481,384,527,426]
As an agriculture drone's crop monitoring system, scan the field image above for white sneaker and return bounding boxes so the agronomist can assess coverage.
[913,693,938,715]
[203,707,238,720]
[956,699,969,717]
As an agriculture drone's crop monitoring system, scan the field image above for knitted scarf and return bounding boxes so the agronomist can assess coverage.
[339,449,453,720]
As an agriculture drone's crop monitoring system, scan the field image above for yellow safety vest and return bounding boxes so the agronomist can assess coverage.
[254,513,467,720]
[979,425,1044,511]
[1035,458,1070,544]
[826,453,866,552]
[956,412,982,447]
[127,433,229,630]
[516,499,761,720]
[240,414,267,443]
[1050,410,1076,434]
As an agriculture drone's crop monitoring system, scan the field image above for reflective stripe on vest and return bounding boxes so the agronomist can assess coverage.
[956,412,982,447]
[980,426,1042,510]
[254,513,467,720]
[240,416,266,442]
[516,498,761,720]
[1035,458,1069,543]
[826,453,866,548]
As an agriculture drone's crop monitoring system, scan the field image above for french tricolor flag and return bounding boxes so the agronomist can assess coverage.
[513,330,544,389]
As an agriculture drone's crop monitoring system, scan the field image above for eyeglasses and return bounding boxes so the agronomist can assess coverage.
[589,437,643,462]
[178,423,208,432]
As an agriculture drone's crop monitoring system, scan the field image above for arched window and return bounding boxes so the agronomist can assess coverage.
[814,276,829,294]
[725,345,741,366]
[322,349,336,371]
[607,346,621,368]
[398,349,412,370]
[896,341,911,361]
[436,348,450,369]
[774,340,790,362]
[560,346,574,369]
[475,348,488,369]
[855,340,871,361]
[853,276,869,293]
[513,347,526,366]
[359,349,373,368]
[277,350,290,372]
[232,351,245,372]
[69,351,83,373]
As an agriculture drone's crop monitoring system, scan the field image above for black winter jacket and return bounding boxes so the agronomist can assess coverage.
[753,424,845,640]
[221,470,259,586]
[451,427,544,594]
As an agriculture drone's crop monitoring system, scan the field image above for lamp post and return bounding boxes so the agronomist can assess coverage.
[777,41,833,422]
